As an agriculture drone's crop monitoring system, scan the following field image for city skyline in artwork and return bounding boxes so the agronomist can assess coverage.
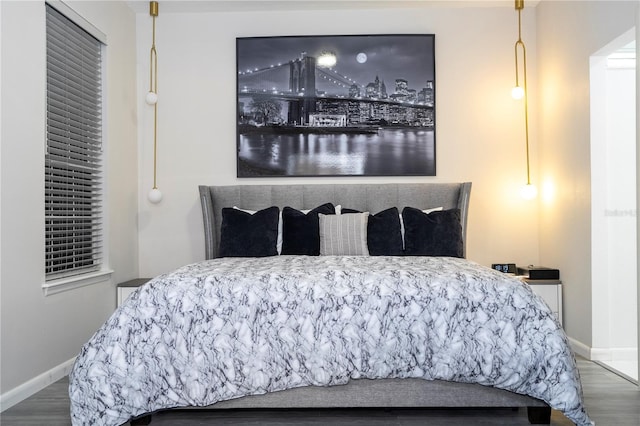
[237,35,435,102]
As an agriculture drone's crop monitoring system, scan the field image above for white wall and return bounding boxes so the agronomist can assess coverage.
[591,53,637,363]
[591,57,638,351]
[604,66,636,350]
[136,4,541,278]
[0,0,139,399]
[537,0,638,348]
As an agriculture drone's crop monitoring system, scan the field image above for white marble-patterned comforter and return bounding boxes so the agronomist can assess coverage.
[69,256,592,425]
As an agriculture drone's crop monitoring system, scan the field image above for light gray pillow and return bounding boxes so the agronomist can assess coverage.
[319,212,369,256]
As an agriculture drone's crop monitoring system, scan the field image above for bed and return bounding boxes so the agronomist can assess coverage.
[68,183,593,426]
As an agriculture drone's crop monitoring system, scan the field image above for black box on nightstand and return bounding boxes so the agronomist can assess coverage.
[517,266,560,280]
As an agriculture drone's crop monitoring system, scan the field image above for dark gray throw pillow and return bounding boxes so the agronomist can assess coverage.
[367,207,404,256]
[281,203,335,255]
[402,207,463,258]
[219,206,279,257]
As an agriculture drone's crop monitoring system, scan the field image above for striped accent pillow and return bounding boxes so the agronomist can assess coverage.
[319,213,369,256]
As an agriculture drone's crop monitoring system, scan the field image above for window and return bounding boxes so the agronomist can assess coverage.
[45,4,104,281]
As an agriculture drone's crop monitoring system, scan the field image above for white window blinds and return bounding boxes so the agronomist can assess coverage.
[45,4,104,280]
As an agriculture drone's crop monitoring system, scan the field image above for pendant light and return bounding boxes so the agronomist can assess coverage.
[147,1,162,204]
[513,0,537,199]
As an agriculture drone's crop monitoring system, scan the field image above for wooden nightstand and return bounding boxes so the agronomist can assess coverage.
[522,278,563,326]
[117,278,151,307]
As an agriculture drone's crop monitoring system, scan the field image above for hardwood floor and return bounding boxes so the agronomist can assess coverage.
[1,358,638,425]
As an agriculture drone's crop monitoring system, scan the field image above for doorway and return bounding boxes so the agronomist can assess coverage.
[590,33,637,383]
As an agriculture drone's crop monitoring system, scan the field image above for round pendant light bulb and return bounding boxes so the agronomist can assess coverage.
[148,187,163,204]
[520,183,537,200]
[511,86,525,100]
[145,91,158,105]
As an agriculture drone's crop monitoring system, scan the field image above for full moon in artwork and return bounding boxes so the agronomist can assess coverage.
[356,52,367,63]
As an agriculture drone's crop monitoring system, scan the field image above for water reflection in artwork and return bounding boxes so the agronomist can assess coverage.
[239,129,435,176]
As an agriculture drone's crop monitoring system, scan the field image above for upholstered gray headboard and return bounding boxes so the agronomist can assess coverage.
[198,183,472,260]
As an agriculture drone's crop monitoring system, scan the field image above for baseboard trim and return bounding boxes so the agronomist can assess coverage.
[590,347,637,362]
[568,337,592,359]
[0,357,76,412]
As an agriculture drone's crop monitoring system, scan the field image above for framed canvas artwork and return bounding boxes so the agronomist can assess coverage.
[237,34,435,177]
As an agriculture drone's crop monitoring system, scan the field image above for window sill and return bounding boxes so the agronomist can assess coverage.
[42,269,114,296]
